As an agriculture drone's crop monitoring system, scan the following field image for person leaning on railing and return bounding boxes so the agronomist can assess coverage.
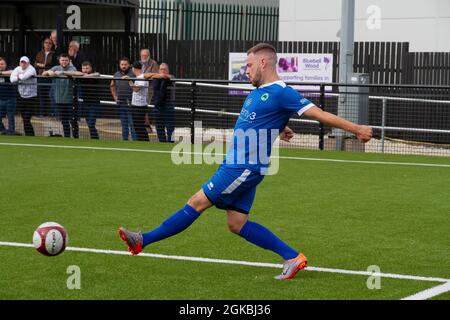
[0,57,16,135]
[68,40,88,72]
[144,63,175,143]
[140,48,159,134]
[123,61,149,142]
[42,53,79,138]
[70,61,100,140]
[10,56,38,136]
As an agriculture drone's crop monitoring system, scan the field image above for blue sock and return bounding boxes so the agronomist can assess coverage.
[239,221,299,260]
[142,204,200,247]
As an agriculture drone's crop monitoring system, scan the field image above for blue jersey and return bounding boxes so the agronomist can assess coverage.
[223,81,314,173]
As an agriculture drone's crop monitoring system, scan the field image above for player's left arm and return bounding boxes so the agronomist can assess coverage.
[303,105,373,143]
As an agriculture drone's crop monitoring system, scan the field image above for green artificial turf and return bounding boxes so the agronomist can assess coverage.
[0,136,449,300]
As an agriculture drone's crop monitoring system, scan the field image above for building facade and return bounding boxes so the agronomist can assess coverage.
[279,0,450,52]
[138,0,279,40]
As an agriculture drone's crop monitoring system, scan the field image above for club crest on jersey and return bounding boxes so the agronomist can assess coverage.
[261,93,269,101]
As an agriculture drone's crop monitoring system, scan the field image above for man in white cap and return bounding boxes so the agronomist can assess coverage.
[10,56,38,136]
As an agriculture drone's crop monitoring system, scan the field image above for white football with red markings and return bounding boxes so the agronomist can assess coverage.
[33,222,68,256]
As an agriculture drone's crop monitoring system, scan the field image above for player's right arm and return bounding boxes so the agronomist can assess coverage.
[303,106,373,143]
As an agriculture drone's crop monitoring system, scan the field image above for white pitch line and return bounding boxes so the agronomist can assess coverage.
[1,241,449,284]
[0,142,173,155]
[278,155,450,168]
[1,142,450,168]
[401,282,450,300]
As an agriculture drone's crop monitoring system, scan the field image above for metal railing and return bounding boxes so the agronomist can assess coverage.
[172,80,450,154]
[1,75,450,157]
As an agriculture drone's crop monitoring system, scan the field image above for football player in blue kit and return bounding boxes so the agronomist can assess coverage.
[119,43,372,280]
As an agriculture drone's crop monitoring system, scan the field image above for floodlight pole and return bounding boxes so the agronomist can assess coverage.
[336,0,355,151]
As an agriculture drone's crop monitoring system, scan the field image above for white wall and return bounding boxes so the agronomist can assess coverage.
[279,0,450,52]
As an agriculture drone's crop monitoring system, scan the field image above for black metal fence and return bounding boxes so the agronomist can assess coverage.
[138,0,279,41]
[1,75,450,157]
[2,30,450,85]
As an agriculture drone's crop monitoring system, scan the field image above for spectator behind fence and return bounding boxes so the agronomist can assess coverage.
[35,38,54,116]
[140,48,158,134]
[68,40,87,71]
[140,48,158,75]
[110,57,137,141]
[10,56,37,136]
[72,61,100,139]
[35,38,54,75]
[0,57,16,135]
[125,61,149,142]
[50,30,67,68]
[144,63,175,143]
[43,53,79,138]
[50,30,57,48]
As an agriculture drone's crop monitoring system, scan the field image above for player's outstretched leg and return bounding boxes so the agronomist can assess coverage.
[227,210,307,280]
[119,190,212,255]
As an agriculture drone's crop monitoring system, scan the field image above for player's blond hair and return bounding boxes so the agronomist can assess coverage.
[247,43,276,55]
[247,43,277,66]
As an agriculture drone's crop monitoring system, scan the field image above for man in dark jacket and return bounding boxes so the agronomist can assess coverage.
[50,30,67,68]
[68,40,87,71]
[144,63,175,143]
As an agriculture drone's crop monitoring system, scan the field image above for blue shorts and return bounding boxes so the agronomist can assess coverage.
[202,165,264,214]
